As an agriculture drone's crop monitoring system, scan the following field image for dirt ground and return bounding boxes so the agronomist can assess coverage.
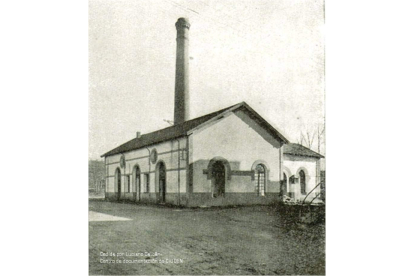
[89,199,325,275]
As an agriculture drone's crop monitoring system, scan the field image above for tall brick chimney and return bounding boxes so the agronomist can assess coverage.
[174,18,190,124]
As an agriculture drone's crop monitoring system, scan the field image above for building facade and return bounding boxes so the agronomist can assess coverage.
[281,143,324,202]
[101,18,324,207]
[102,102,291,207]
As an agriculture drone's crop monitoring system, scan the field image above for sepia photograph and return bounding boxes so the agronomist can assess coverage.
[4,1,414,276]
[89,0,325,274]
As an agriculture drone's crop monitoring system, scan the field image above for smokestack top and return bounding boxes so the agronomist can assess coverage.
[175,17,191,30]
[174,17,191,124]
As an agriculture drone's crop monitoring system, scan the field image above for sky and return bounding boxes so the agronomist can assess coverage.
[89,0,325,160]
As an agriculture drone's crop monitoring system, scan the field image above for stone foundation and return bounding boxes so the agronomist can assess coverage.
[105,192,281,207]
[105,192,189,206]
[187,192,280,207]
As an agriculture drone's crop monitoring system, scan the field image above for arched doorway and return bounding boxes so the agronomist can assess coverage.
[134,166,141,201]
[281,173,287,196]
[157,162,166,203]
[115,168,121,201]
[212,161,226,198]
[299,170,306,195]
[255,164,266,196]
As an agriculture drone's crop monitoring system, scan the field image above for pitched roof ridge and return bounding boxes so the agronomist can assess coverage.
[101,102,244,157]
[101,101,293,157]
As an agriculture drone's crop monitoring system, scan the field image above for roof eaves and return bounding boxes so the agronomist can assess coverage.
[284,152,324,159]
[101,101,291,158]
[101,133,188,158]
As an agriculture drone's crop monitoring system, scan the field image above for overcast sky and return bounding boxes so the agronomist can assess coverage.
[89,0,325,160]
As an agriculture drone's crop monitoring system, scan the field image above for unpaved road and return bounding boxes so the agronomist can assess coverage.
[89,200,325,275]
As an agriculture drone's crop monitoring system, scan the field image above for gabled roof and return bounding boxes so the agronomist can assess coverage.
[283,143,324,159]
[101,102,289,157]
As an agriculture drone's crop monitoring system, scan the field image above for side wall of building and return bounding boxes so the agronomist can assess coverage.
[188,110,283,207]
[104,137,188,205]
[283,155,321,201]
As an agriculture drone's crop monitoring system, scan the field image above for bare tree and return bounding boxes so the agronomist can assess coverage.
[306,130,316,149]
[297,124,325,153]
[298,133,305,146]
[298,130,315,149]
[316,125,325,154]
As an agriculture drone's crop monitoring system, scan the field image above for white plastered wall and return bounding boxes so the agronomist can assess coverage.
[191,110,282,193]
[105,137,187,194]
[283,154,321,200]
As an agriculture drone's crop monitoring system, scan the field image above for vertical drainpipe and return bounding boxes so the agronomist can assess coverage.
[174,138,181,206]
[315,159,318,193]
[279,146,282,198]
[104,157,107,198]
[186,135,190,203]
[145,147,151,199]
[124,164,126,197]
[316,159,320,194]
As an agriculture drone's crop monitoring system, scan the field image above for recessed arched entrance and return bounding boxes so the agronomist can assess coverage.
[134,166,141,201]
[156,162,166,203]
[212,161,226,198]
[115,168,121,201]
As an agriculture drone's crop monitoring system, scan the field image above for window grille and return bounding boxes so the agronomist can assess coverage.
[255,164,265,196]
[300,170,306,195]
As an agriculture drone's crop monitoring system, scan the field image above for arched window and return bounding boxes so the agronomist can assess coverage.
[299,170,306,195]
[115,168,121,200]
[255,164,266,196]
[134,166,141,200]
[156,161,166,203]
